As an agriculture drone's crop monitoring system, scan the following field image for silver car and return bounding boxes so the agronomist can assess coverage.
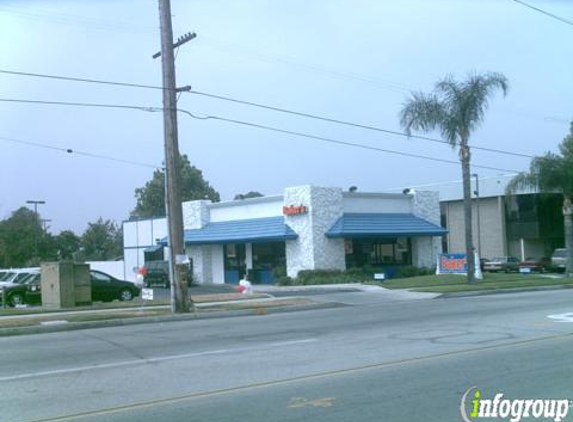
[551,248,567,272]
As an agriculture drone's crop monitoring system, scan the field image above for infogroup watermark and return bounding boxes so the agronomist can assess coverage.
[460,387,571,422]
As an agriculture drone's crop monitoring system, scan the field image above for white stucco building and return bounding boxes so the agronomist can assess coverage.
[123,185,446,284]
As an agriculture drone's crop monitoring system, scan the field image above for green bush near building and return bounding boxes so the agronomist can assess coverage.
[277,266,433,286]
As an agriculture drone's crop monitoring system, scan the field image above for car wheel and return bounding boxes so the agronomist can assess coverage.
[9,293,25,306]
[119,289,134,302]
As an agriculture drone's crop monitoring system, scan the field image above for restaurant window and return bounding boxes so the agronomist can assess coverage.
[345,238,411,267]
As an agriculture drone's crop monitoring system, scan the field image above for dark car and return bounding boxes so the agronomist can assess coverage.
[141,260,194,288]
[89,270,140,302]
[19,270,140,306]
[1,272,41,306]
[518,257,552,273]
[141,260,170,288]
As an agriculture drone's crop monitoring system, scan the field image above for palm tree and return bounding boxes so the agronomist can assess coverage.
[506,123,573,276]
[399,72,508,283]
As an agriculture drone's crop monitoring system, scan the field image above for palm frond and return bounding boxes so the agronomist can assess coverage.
[506,172,539,195]
[399,92,449,140]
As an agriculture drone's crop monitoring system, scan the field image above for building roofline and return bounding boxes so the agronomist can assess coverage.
[207,194,283,209]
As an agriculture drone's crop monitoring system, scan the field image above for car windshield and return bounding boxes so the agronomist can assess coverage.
[553,249,567,258]
[12,272,36,284]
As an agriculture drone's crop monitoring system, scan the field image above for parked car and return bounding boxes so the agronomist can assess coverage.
[11,270,140,306]
[483,257,520,272]
[518,257,552,273]
[90,270,140,302]
[551,248,567,272]
[140,260,194,288]
[1,272,41,306]
[0,268,39,288]
[141,260,170,288]
[480,258,490,271]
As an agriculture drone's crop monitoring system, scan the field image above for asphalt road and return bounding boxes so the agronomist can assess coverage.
[2,289,573,422]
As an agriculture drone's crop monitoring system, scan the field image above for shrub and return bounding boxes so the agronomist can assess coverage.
[276,276,294,286]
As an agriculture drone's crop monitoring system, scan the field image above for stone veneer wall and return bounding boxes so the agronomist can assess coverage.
[284,186,346,278]
[182,200,213,284]
[411,191,443,268]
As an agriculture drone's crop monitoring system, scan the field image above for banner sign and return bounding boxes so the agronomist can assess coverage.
[438,253,468,274]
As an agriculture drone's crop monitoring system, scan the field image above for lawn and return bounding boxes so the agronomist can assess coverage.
[379,272,573,293]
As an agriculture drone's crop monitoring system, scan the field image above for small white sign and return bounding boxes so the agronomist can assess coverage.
[142,288,154,301]
[374,273,386,280]
[176,254,190,265]
[519,267,531,274]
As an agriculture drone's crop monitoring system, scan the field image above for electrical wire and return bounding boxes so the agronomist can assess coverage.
[0,136,162,169]
[188,90,538,159]
[0,69,545,159]
[0,97,519,172]
[176,109,521,173]
[511,0,573,27]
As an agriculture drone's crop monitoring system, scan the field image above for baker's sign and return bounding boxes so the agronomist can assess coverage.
[437,253,468,274]
[283,205,308,216]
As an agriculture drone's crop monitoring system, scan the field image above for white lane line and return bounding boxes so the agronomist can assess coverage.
[547,313,573,322]
[0,338,317,382]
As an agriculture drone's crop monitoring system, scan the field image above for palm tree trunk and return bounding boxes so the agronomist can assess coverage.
[563,196,573,277]
[460,142,476,283]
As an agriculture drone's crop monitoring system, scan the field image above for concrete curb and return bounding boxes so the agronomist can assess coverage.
[0,301,345,337]
[438,284,573,299]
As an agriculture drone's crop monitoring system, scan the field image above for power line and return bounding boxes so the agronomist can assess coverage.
[0,136,161,169]
[176,109,520,173]
[0,69,565,158]
[188,90,537,159]
[511,0,573,27]
[0,96,518,172]
[0,69,165,91]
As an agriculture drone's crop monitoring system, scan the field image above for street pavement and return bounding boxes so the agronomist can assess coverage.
[2,289,573,421]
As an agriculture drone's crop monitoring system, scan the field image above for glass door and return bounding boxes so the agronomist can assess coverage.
[224,244,246,284]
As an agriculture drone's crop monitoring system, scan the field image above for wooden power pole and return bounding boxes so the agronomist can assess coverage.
[157,0,189,313]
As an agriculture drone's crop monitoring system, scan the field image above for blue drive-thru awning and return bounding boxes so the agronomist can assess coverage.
[160,216,298,245]
[326,213,447,238]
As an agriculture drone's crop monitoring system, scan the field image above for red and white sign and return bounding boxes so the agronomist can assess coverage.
[283,205,308,216]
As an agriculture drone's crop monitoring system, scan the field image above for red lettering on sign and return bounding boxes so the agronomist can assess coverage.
[283,205,308,216]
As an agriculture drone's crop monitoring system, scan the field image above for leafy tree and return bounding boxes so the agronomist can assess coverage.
[234,191,264,200]
[80,218,122,261]
[133,154,220,218]
[0,207,54,267]
[399,72,508,283]
[55,230,81,260]
[507,122,573,276]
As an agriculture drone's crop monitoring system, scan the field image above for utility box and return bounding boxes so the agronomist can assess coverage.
[41,262,92,309]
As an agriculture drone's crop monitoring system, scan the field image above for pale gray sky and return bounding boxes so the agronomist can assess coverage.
[0,0,571,234]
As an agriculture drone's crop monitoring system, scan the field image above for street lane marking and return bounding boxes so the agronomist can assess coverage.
[20,331,573,422]
[288,396,336,409]
[548,313,573,322]
[0,338,317,382]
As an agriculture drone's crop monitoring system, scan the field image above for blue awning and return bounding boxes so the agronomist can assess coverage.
[143,245,163,253]
[160,216,298,245]
[326,213,447,238]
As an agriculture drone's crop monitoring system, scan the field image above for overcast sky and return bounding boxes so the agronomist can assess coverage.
[0,0,571,234]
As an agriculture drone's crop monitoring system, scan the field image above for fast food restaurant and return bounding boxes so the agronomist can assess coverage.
[123,185,446,284]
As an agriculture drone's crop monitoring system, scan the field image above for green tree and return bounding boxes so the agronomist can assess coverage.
[399,72,508,283]
[133,154,220,218]
[81,218,122,261]
[233,191,264,200]
[0,207,53,267]
[507,122,573,276]
[55,230,81,260]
